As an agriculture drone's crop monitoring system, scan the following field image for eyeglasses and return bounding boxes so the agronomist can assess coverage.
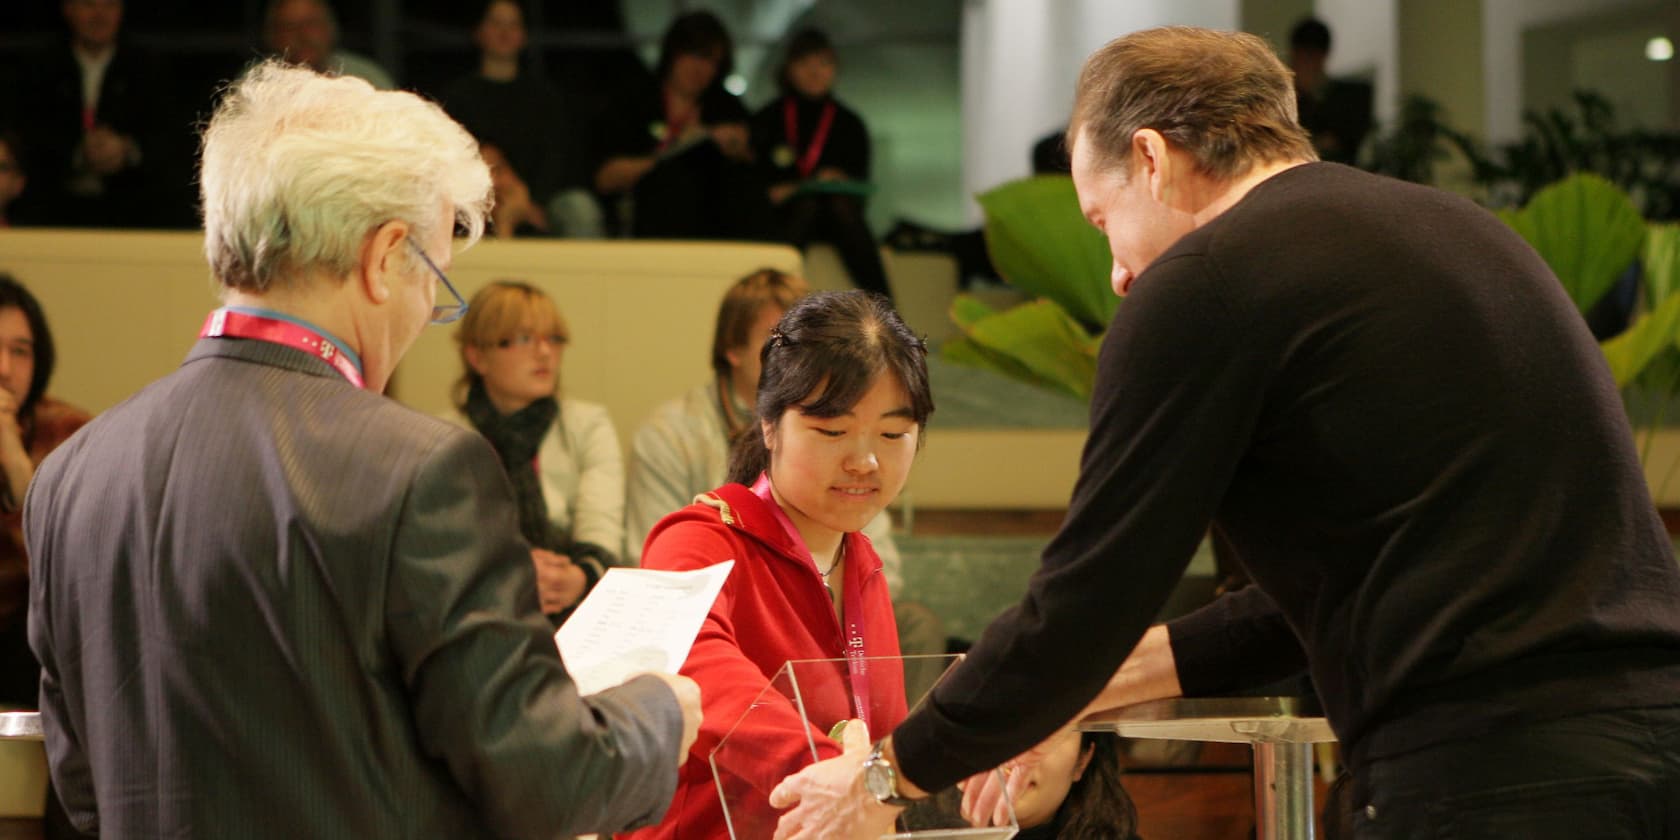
[405,237,468,325]
[494,332,568,350]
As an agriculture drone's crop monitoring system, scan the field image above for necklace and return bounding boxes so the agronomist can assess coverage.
[819,543,845,596]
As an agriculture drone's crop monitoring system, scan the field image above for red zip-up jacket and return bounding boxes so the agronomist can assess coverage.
[620,481,905,840]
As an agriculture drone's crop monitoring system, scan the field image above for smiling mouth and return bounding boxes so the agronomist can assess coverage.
[833,487,877,496]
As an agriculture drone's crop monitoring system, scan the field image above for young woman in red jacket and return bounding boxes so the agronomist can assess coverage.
[622,289,932,839]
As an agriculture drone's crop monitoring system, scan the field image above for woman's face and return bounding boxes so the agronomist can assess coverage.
[668,49,721,99]
[764,371,919,548]
[786,50,837,99]
[467,312,566,413]
[1010,726,1094,829]
[0,306,35,410]
[475,0,526,62]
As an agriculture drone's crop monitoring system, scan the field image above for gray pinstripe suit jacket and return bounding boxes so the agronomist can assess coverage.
[26,336,682,838]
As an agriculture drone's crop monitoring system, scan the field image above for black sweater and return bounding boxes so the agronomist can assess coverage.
[895,162,1680,790]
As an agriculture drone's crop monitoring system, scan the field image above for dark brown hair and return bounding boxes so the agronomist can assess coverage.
[1068,26,1315,182]
[711,268,808,379]
[1051,733,1140,838]
[0,273,55,444]
[776,27,836,97]
[725,290,931,485]
[656,10,734,84]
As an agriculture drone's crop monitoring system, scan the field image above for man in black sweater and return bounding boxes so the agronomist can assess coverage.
[771,25,1680,839]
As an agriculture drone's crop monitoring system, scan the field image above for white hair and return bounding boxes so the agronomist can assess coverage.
[200,59,492,292]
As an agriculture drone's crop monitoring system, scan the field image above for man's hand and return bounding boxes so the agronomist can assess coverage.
[769,721,900,840]
[531,549,587,613]
[646,672,702,767]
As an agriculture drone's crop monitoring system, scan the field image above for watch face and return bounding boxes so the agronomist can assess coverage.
[864,760,894,800]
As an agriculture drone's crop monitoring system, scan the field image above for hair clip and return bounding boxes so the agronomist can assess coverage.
[767,329,790,349]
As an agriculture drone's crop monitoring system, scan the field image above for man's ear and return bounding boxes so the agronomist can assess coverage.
[1131,128,1172,204]
[359,220,410,304]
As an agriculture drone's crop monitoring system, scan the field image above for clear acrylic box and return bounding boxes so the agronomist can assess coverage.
[711,654,1018,840]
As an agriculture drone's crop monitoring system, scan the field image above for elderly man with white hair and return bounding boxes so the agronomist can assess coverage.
[25,59,700,838]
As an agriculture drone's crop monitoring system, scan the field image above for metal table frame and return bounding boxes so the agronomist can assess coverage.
[0,712,43,741]
[1080,697,1334,840]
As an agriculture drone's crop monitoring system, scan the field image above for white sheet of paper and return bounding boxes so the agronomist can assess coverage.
[554,561,734,696]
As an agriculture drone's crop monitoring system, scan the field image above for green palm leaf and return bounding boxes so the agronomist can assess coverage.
[942,297,1100,399]
[1496,172,1645,315]
[977,176,1116,327]
[1644,223,1680,306]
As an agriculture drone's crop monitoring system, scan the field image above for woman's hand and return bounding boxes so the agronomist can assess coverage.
[709,123,752,162]
[531,548,587,613]
[768,182,799,205]
[0,390,32,506]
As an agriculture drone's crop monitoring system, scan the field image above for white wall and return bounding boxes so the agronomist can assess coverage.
[1482,0,1655,143]
[959,0,1237,224]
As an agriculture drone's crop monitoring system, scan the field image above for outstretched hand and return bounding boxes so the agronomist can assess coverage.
[768,719,900,840]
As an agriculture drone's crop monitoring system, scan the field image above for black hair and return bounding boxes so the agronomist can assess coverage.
[1290,17,1331,53]
[726,290,932,485]
[0,273,57,445]
[776,27,835,97]
[656,10,734,85]
[1050,733,1141,839]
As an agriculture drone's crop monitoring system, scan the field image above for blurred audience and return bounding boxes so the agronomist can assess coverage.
[0,273,91,711]
[448,281,624,626]
[591,10,768,239]
[480,143,551,238]
[442,0,601,238]
[0,133,30,227]
[264,0,395,90]
[752,29,890,299]
[1288,17,1373,166]
[17,0,192,228]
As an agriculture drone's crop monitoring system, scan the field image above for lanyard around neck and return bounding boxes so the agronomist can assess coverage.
[750,471,875,732]
[782,97,837,179]
[201,307,365,389]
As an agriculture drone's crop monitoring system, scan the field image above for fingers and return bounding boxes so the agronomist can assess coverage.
[768,770,802,810]
[841,718,870,753]
[992,765,1032,827]
[960,769,1003,826]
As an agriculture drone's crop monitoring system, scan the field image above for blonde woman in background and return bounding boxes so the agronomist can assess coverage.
[449,280,624,625]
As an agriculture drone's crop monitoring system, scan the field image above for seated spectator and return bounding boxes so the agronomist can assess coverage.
[264,0,395,89]
[1288,17,1373,166]
[751,29,891,299]
[18,0,191,228]
[0,273,92,711]
[442,0,601,237]
[446,281,623,625]
[591,10,767,239]
[621,290,933,840]
[964,725,1141,840]
[0,132,29,227]
[480,143,550,238]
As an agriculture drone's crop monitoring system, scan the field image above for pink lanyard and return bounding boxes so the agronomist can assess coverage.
[782,97,837,179]
[200,308,365,389]
[750,472,873,732]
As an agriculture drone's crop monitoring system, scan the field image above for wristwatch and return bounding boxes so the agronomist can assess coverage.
[862,738,918,807]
